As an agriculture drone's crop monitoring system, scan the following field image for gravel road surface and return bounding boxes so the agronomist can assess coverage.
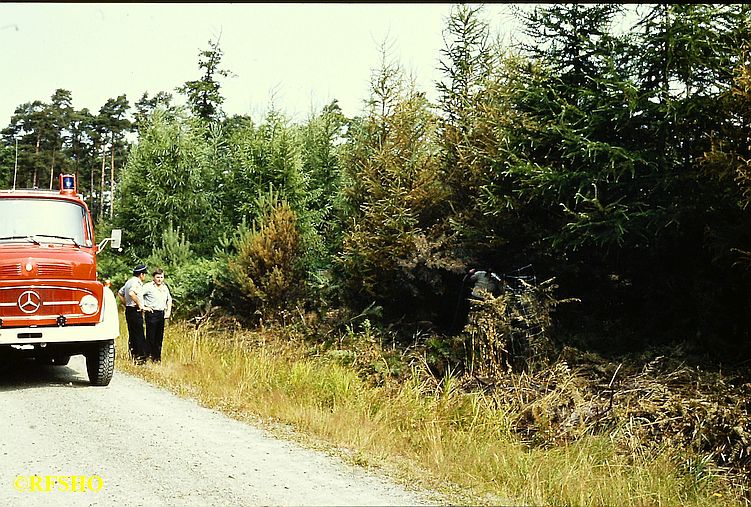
[0,356,437,506]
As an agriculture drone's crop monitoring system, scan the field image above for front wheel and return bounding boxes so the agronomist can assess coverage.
[86,340,115,386]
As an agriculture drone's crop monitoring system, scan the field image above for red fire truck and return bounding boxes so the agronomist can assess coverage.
[0,174,121,386]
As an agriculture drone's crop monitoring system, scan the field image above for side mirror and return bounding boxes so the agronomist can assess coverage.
[110,229,122,249]
[97,229,123,252]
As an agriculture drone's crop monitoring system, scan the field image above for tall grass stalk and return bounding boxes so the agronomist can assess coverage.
[115,318,743,506]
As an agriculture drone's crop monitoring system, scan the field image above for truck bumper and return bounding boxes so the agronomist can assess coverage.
[0,286,120,345]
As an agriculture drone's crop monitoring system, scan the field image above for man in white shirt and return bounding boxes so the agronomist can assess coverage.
[118,264,149,363]
[142,268,173,362]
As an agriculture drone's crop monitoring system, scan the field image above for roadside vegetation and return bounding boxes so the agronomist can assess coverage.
[115,316,749,506]
[4,4,751,505]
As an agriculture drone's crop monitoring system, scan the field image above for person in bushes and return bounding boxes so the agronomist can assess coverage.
[141,268,173,362]
[466,267,502,300]
[118,264,149,364]
[452,267,503,334]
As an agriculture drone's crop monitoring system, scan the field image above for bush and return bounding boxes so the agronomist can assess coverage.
[218,200,305,324]
[146,224,193,269]
[162,258,220,320]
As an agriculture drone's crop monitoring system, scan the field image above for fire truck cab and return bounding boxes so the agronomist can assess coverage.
[0,174,121,386]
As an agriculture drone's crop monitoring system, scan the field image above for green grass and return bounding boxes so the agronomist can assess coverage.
[114,318,746,506]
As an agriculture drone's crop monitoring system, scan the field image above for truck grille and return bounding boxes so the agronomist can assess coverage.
[0,285,93,318]
[0,263,22,276]
[37,263,74,277]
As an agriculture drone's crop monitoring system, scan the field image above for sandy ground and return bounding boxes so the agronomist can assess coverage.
[0,356,438,506]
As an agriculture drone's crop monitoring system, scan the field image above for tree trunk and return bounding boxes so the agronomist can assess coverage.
[100,149,106,221]
[49,147,55,190]
[33,132,41,188]
[90,146,96,217]
[74,134,80,197]
[110,132,115,219]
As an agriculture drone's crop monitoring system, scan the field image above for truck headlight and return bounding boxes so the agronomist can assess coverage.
[80,295,99,315]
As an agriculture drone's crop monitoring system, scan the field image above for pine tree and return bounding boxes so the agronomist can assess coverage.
[115,109,217,257]
[97,95,131,219]
[338,46,453,323]
[177,39,231,122]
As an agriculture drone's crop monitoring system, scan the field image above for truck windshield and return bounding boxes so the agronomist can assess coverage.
[0,198,89,247]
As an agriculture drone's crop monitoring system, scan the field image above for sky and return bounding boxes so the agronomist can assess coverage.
[0,2,522,126]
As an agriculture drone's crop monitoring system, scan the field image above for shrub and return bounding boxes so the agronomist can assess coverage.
[146,224,193,269]
[163,258,220,320]
[219,200,305,324]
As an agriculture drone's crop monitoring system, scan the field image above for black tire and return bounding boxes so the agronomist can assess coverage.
[86,340,115,386]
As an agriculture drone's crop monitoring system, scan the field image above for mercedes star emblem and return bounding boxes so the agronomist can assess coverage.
[18,290,42,314]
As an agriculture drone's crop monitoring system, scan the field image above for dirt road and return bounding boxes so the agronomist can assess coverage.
[0,356,436,506]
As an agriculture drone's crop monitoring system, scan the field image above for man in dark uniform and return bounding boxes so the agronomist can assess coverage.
[117,264,149,364]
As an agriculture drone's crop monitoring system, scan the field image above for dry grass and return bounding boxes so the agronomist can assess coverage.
[114,316,748,506]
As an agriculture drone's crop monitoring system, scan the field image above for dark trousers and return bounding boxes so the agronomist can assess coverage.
[145,310,166,361]
[125,306,149,361]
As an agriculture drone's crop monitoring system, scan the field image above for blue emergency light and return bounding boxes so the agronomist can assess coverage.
[60,174,76,194]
